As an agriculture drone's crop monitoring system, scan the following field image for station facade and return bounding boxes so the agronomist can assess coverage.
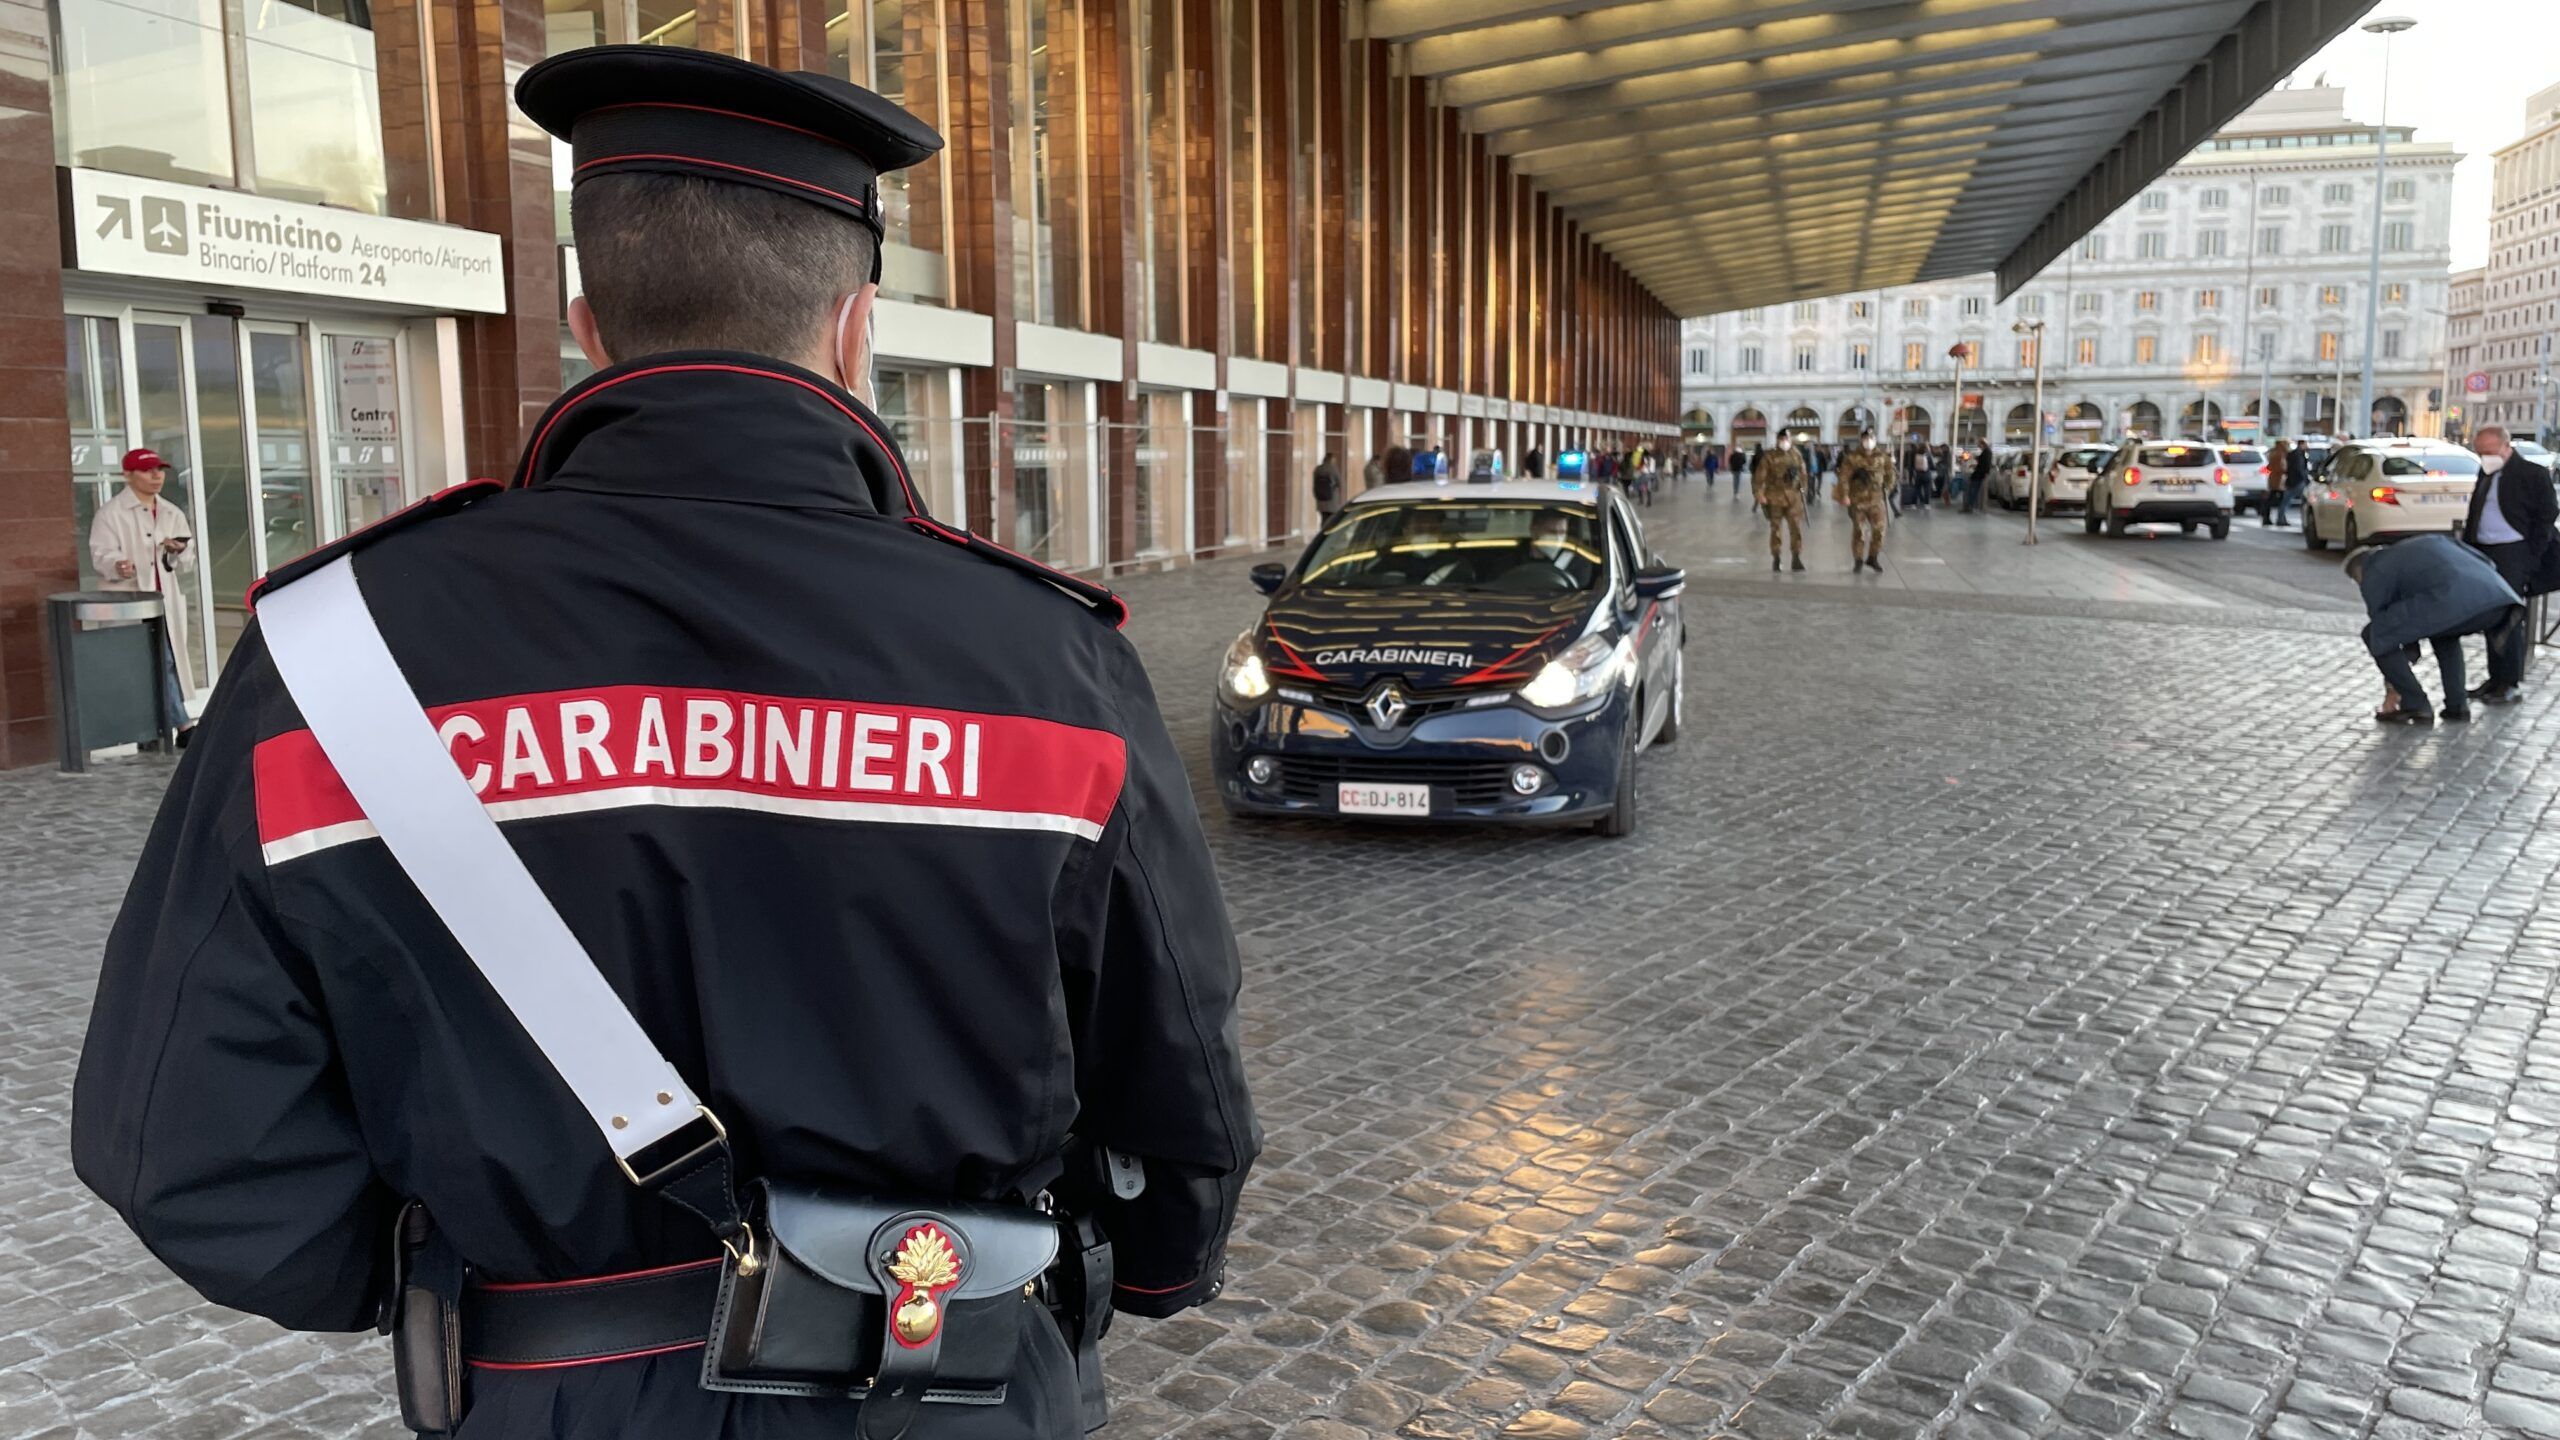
[0,0,1681,766]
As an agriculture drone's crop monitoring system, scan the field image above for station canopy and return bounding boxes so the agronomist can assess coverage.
[1366,0,2382,317]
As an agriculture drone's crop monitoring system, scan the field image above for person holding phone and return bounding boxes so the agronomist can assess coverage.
[88,447,195,740]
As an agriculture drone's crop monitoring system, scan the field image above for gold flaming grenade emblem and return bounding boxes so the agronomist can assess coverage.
[888,1224,962,1347]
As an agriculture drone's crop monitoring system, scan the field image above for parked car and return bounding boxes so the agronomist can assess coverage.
[2039,444,2111,513]
[2218,444,2273,518]
[2083,439,2233,539]
[2301,439,2483,552]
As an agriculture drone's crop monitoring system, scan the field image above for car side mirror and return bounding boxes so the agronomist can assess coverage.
[1249,562,1288,596]
[1632,563,1686,601]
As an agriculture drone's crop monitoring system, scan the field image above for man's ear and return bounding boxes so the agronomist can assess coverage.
[568,296,611,371]
[832,283,880,393]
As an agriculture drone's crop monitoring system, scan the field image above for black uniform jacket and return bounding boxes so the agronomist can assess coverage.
[2463,453,2560,596]
[71,353,1260,1438]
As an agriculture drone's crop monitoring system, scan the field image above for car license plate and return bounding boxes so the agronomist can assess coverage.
[1338,781,1430,816]
[2157,479,2197,489]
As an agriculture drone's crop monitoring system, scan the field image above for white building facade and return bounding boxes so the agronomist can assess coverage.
[1678,86,2457,451]
[2478,82,2560,440]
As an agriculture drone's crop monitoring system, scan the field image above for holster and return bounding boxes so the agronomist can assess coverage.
[382,1201,466,1437]
[1049,1212,1115,1433]
[702,1182,1059,1440]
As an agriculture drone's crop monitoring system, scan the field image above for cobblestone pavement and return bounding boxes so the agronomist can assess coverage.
[8,489,2560,1440]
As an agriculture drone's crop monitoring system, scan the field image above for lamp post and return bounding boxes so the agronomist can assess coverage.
[2014,320,2047,544]
[2357,14,2415,441]
[1947,340,1971,477]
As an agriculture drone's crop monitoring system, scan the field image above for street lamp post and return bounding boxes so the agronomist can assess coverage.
[2014,320,2047,544]
[2358,14,2415,441]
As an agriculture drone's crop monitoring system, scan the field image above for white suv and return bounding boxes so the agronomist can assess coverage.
[2084,439,2234,539]
[2302,440,2482,551]
[2040,444,2110,512]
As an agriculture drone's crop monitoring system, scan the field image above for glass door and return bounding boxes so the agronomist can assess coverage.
[322,331,407,529]
[244,321,322,572]
[63,315,127,586]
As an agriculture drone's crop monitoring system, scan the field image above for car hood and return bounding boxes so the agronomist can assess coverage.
[1258,586,1595,691]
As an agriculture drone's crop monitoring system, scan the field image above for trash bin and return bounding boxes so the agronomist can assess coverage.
[47,591,177,772]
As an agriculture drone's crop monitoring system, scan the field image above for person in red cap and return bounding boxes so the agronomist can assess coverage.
[87,447,195,738]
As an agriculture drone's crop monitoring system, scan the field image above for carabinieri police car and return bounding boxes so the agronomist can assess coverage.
[1211,479,1686,836]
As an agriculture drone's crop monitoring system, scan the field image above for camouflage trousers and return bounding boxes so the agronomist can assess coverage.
[1846,495,1889,560]
[1761,494,1805,557]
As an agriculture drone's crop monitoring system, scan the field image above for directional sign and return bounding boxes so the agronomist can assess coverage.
[2466,371,2492,396]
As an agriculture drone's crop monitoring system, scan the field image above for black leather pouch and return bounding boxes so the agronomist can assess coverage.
[703,1182,1059,1438]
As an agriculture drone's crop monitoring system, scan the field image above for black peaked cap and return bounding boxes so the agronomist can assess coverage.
[518,45,942,242]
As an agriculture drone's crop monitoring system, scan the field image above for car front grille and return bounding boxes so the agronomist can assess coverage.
[1276,755,1517,808]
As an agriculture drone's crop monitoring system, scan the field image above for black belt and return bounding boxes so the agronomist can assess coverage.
[463,1258,724,1370]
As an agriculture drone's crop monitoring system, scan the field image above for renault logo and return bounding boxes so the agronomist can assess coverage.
[1364,682,1410,730]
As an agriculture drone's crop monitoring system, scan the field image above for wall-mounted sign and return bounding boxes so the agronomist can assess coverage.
[67,168,506,314]
[2465,370,2492,396]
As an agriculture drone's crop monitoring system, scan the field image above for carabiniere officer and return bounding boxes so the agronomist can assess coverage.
[72,44,1259,1440]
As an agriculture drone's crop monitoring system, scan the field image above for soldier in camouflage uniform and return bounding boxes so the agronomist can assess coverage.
[1836,430,1896,572]
[1754,436,1809,572]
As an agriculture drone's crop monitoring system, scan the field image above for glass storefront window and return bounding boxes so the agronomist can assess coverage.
[871,0,950,302]
[64,317,127,587]
[183,315,252,684]
[248,326,320,570]
[1009,0,1085,330]
[546,0,617,234]
[325,335,405,529]
[51,0,237,188]
[1008,382,1094,569]
[245,0,387,212]
[1223,400,1261,546]
[875,368,961,521]
[1132,392,1185,558]
[1226,0,1260,358]
[1138,0,1181,344]
[635,0,698,49]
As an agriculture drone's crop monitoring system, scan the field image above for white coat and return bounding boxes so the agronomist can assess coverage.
[88,485,197,702]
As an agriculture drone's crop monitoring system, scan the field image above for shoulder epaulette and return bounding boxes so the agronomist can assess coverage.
[903,516,1129,628]
[246,479,506,610]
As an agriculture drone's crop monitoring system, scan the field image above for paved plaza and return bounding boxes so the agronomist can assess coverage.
[7,484,2560,1439]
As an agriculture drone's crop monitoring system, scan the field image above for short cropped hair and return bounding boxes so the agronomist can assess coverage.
[572,173,876,361]
[2476,424,2509,445]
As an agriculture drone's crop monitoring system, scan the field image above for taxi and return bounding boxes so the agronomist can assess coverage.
[2302,438,2484,551]
[1211,480,1685,837]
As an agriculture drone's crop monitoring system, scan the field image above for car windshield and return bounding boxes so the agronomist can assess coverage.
[2377,452,2481,478]
[2062,447,2110,468]
[2221,448,2265,464]
[1301,501,1604,592]
[2138,445,2214,468]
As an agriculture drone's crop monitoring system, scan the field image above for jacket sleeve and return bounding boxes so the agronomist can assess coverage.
[1065,642,1260,1317]
[71,646,393,1333]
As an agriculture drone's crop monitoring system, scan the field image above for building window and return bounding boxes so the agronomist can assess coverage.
[2260,185,2289,205]
[2256,286,2278,308]
[2257,225,2285,255]
[2135,291,2159,312]
[2383,220,2413,251]
[1738,345,1762,373]
[1686,347,1708,375]
[2191,331,2221,364]
[1849,342,1871,371]
[2384,282,2407,303]
[1010,0,1088,328]
[1136,0,1184,341]
[1904,298,1930,319]
[2319,223,2352,253]
[2196,288,2221,310]
[1960,296,1985,318]
[2387,178,2415,202]
[2318,331,2341,362]
[2137,231,2167,259]
[2382,328,2403,359]
[2018,295,2044,317]
[53,0,390,213]
[2139,189,2168,212]
[1903,342,1926,371]
[1848,300,1872,319]
[1793,344,1817,372]
[2135,334,2159,365]
[2195,229,2226,258]
[2076,292,2103,315]
[2199,186,2228,209]
[2016,338,2038,369]
[2080,234,2106,261]
[2319,284,2345,306]
[2323,181,2355,205]
[1224,0,1265,355]
[1740,308,1765,324]
[1794,302,1820,323]
[2255,331,2275,361]
[2075,336,2097,366]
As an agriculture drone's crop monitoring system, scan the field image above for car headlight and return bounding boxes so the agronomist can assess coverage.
[1219,632,1271,704]
[1519,633,1626,711]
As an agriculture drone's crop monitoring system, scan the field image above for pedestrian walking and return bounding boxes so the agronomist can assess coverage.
[1312,451,1344,517]
[1362,448,1386,493]
[1837,430,1895,572]
[1523,444,1545,479]
[2280,437,2312,526]
[1755,441,1808,572]
[72,46,1257,1440]
[1703,448,1719,493]
[1731,445,1749,498]
[2264,439,2291,527]
[2349,535,2526,722]
[1965,445,1992,514]
[87,447,197,741]
[2460,424,2560,693]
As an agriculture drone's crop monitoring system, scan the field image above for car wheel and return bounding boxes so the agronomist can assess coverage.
[2083,503,2101,535]
[1655,653,1683,745]
[2210,517,2230,540]
[2345,514,2361,550]
[2305,510,2329,551]
[1594,715,1639,838]
[2106,510,2129,537]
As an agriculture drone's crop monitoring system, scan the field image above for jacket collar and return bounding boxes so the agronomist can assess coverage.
[512,351,922,517]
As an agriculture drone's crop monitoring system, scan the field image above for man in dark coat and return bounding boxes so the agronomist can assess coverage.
[1312,451,1344,516]
[72,46,1257,1440]
[2349,535,2526,722]
[2461,424,2559,693]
